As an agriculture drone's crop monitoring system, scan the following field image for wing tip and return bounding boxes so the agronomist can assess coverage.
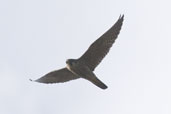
[29,78,37,82]
[29,78,48,83]
[119,14,124,21]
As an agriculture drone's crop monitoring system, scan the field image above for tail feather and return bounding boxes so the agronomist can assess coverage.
[90,77,108,89]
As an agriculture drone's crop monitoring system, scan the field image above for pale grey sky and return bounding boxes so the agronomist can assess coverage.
[0,0,171,114]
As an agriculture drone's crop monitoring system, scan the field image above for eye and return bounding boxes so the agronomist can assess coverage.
[70,61,75,66]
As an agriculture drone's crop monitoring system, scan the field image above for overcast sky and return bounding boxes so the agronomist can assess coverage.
[0,0,171,114]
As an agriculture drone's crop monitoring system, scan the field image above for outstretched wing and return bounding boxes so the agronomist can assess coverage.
[78,15,124,71]
[32,68,79,83]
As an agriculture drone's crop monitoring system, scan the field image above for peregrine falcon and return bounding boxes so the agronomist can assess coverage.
[30,15,124,89]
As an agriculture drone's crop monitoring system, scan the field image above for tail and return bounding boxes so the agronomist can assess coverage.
[90,77,108,89]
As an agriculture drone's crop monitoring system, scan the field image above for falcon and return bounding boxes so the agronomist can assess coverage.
[30,15,124,89]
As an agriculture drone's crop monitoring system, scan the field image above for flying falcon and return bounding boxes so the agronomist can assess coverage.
[30,15,124,89]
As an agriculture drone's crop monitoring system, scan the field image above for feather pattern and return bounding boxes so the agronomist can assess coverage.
[78,15,124,71]
[33,68,79,83]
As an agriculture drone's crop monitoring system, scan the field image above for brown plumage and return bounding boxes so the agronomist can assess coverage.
[32,68,79,83]
[79,15,124,71]
[31,15,124,89]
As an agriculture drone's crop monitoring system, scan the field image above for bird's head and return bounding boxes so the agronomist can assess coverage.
[66,59,76,66]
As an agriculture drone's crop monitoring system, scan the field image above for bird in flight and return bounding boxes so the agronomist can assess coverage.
[30,15,124,89]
